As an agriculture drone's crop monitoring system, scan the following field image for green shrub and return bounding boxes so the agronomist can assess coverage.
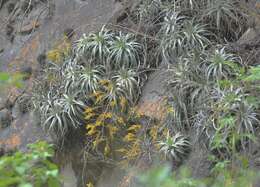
[139,162,260,187]
[0,141,60,187]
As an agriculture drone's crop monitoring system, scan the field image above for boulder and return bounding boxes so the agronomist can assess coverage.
[137,67,169,121]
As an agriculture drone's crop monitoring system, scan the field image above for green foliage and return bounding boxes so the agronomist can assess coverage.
[207,86,259,156]
[0,141,60,187]
[208,158,259,187]
[0,72,24,89]
[165,45,260,159]
[139,161,260,187]
[139,165,204,187]
[243,65,260,82]
[166,51,211,128]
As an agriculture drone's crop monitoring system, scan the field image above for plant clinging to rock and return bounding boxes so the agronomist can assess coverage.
[203,0,246,40]
[159,131,191,162]
[108,32,142,69]
[41,91,86,139]
[132,0,162,25]
[203,47,241,80]
[158,12,211,63]
[112,68,140,102]
[78,65,105,95]
[76,26,112,62]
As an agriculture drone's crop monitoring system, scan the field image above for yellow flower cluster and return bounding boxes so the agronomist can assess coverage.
[128,124,141,132]
[85,103,125,157]
[47,36,72,63]
[83,82,153,163]
[123,133,136,142]
[119,96,127,111]
[117,116,125,125]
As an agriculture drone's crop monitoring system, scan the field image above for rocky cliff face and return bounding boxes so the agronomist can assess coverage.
[0,1,122,186]
[1,0,260,186]
[0,0,122,151]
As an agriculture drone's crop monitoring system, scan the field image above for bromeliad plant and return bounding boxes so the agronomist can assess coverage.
[181,20,210,51]
[108,32,142,69]
[112,68,140,102]
[158,11,186,62]
[32,24,146,142]
[160,11,185,35]
[41,92,86,139]
[78,65,105,96]
[33,64,142,141]
[158,12,211,63]
[208,86,259,156]
[166,52,211,128]
[203,47,241,80]
[164,41,259,158]
[159,131,191,162]
[76,27,144,70]
[202,0,247,40]
[76,26,112,61]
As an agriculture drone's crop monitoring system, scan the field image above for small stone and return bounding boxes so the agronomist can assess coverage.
[0,109,12,129]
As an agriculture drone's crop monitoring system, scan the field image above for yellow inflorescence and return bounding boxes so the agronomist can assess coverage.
[123,133,136,142]
[127,124,141,132]
[47,36,72,63]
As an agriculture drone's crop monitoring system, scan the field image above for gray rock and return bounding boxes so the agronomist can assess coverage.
[0,97,5,110]
[11,102,20,119]
[237,28,257,45]
[0,108,12,129]
[12,95,31,118]
[20,66,33,80]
